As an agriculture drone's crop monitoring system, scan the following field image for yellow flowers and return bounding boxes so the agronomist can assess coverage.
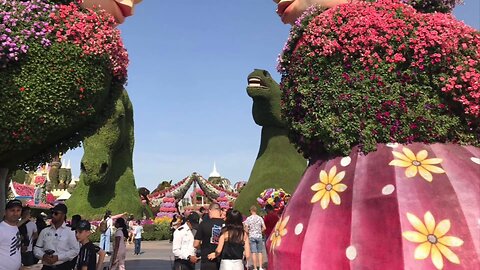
[270,216,289,252]
[311,166,347,209]
[389,147,445,182]
[403,211,464,270]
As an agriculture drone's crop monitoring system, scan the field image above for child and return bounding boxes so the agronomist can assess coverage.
[75,220,106,270]
[127,215,135,245]
[133,220,143,255]
[110,218,128,270]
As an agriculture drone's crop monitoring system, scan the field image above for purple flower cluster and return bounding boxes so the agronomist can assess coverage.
[0,0,56,67]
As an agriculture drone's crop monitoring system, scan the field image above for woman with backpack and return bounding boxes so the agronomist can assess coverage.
[99,210,113,255]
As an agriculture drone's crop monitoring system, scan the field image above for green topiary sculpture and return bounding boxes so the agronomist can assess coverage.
[234,69,307,214]
[0,0,134,216]
[66,89,142,219]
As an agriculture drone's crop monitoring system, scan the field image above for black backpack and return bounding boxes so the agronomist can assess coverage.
[18,220,30,250]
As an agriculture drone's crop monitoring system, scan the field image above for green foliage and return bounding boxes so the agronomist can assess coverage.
[58,168,72,186]
[10,170,27,184]
[235,70,306,214]
[0,41,113,169]
[141,223,171,241]
[66,90,142,219]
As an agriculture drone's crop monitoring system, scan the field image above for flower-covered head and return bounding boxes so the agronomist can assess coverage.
[272,0,464,25]
[278,0,479,159]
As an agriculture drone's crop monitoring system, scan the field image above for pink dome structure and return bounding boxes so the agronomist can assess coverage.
[267,143,480,269]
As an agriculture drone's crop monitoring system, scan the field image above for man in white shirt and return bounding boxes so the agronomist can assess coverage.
[172,212,200,270]
[34,203,79,270]
[244,206,266,270]
[0,199,22,270]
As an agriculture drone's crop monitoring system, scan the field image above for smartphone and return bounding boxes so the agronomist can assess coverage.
[45,249,55,255]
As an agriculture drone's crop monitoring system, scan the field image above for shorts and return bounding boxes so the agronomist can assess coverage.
[249,237,264,253]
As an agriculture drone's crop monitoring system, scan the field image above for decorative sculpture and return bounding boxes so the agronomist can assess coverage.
[67,89,142,219]
[0,0,137,216]
[234,69,306,214]
[267,0,479,269]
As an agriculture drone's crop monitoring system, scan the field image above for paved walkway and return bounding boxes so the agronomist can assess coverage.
[25,240,267,270]
[122,240,175,269]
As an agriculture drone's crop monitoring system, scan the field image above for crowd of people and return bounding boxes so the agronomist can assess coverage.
[0,199,144,270]
[0,199,280,270]
[172,203,280,270]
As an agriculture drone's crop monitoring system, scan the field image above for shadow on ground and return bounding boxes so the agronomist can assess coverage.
[126,259,173,269]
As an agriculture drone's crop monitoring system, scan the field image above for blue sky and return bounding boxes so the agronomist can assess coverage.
[64,1,480,191]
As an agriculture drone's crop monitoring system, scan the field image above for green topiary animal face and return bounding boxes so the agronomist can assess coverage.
[80,90,131,186]
[247,69,285,128]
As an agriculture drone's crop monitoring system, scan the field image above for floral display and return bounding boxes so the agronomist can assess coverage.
[156,193,177,219]
[257,188,291,212]
[278,0,479,158]
[49,2,128,80]
[154,216,172,224]
[215,192,230,209]
[0,0,129,168]
[0,0,55,67]
[268,0,479,269]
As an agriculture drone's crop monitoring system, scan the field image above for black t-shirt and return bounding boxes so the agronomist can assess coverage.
[77,242,100,270]
[194,218,224,261]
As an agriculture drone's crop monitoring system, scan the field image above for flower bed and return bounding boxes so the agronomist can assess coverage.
[278,0,479,158]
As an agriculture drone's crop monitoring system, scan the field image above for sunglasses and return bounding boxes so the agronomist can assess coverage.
[52,211,63,216]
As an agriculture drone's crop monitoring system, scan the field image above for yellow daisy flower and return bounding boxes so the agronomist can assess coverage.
[270,216,289,252]
[389,147,445,182]
[311,166,347,209]
[403,211,464,270]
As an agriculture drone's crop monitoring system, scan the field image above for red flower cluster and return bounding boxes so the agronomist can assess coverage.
[301,1,479,118]
[48,3,129,81]
[279,0,479,157]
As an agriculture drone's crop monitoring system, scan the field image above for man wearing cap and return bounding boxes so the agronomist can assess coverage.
[0,199,22,270]
[172,212,200,270]
[34,203,80,270]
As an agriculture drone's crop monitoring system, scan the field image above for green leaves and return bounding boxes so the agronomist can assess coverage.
[0,41,114,168]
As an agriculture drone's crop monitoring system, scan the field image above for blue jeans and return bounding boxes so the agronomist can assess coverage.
[134,238,141,254]
[249,237,264,253]
[100,228,111,252]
